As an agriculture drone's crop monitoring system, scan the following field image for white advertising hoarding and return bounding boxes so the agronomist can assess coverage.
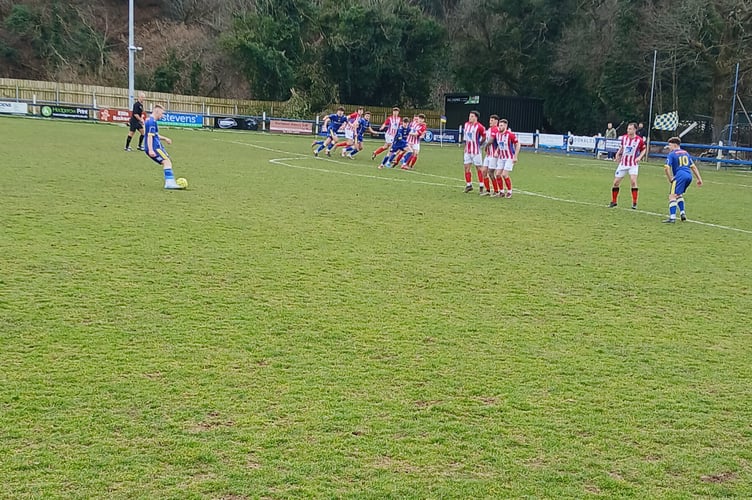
[0,101,28,114]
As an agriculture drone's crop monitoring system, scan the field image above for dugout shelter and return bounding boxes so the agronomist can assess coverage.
[444,93,544,132]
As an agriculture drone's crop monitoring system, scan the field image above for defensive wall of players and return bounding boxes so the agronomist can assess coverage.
[2,77,751,169]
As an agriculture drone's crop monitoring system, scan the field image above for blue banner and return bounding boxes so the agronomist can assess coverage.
[595,137,621,153]
[158,112,203,128]
[423,128,460,144]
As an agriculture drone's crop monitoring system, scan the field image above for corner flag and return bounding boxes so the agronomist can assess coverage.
[653,111,678,131]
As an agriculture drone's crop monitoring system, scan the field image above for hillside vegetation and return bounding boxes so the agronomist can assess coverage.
[1,0,750,134]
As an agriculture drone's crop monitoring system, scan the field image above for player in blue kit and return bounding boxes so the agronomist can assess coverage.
[662,137,703,223]
[379,118,410,169]
[313,107,347,157]
[344,111,377,158]
[144,104,185,190]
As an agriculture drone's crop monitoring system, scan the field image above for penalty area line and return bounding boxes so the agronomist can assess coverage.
[268,157,454,188]
[223,138,752,235]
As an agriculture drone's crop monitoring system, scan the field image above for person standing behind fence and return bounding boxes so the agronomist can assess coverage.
[125,92,146,152]
[662,137,703,223]
[635,122,647,139]
[609,122,646,209]
[605,122,617,139]
[605,122,617,159]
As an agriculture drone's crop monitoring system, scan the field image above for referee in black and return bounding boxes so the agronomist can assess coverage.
[125,92,146,151]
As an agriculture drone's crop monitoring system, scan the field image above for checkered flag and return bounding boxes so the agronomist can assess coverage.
[653,111,678,131]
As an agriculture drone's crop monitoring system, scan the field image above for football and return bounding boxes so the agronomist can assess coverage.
[176,177,188,189]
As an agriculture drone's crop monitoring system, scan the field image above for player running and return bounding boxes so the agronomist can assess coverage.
[346,111,378,158]
[372,107,401,160]
[333,107,364,156]
[379,118,411,169]
[400,114,427,170]
[609,122,646,209]
[662,137,703,223]
[313,107,347,157]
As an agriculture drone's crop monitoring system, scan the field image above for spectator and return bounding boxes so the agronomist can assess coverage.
[636,122,647,139]
[605,122,617,159]
[605,122,617,139]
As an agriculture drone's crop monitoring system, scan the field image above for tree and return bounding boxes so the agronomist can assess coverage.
[223,0,316,101]
[318,1,447,107]
[640,0,752,140]
[447,0,582,131]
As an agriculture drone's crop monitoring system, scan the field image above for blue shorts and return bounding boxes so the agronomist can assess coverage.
[146,147,169,164]
[671,173,692,195]
[391,140,407,152]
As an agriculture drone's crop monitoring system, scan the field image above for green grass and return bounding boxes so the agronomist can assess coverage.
[2,116,752,498]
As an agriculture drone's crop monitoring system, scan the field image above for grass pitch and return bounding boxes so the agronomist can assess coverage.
[1,117,752,498]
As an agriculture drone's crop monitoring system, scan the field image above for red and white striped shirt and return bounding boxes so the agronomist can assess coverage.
[383,116,401,136]
[345,112,360,132]
[494,130,519,160]
[485,126,499,156]
[407,122,427,145]
[618,134,646,167]
[464,122,486,155]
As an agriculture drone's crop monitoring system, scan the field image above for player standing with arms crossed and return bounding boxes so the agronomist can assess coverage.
[609,122,646,209]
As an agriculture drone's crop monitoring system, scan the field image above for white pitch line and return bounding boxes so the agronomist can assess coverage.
[219,138,752,235]
[269,157,452,188]
[566,161,752,189]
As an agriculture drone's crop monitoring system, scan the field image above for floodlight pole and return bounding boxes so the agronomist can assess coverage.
[128,0,134,109]
[127,1,143,109]
[646,49,658,158]
[727,62,740,145]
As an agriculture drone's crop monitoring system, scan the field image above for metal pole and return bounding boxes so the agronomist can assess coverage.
[128,0,134,109]
[646,49,658,157]
[727,62,740,145]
